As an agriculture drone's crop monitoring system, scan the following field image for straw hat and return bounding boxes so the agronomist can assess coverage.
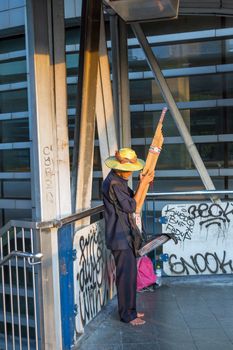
[105,148,145,171]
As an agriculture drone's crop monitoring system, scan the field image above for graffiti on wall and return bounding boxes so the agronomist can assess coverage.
[73,220,116,333]
[162,202,233,276]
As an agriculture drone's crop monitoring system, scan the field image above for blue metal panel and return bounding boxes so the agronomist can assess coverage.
[58,224,75,350]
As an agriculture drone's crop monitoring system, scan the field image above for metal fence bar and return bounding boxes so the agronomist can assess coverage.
[30,228,39,350]
[22,227,30,350]
[147,190,233,197]
[0,222,42,350]
[8,230,15,350]
[0,236,8,350]
[14,227,22,350]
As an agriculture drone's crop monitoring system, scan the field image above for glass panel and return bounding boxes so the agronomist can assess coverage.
[0,118,29,143]
[228,177,233,199]
[129,40,223,71]
[141,16,224,36]
[0,58,27,84]
[131,107,233,138]
[3,209,32,223]
[226,73,233,98]
[0,209,3,227]
[3,180,31,199]
[92,178,102,200]
[93,146,101,171]
[66,53,79,76]
[128,39,233,71]
[0,149,30,172]
[228,143,233,167]
[197,143,225,168]
[67,84,77,108]
[132,143,226,170]
[0,89,28,113]
[130,73,233,104]
[0,35,25,54]
[225,38,233,63]
[133,177,225,195]
[65,27,80,45]
[132,144,185,169]
[68,115,75,140]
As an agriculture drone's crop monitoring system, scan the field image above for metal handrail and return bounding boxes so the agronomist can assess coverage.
[147,190,233,197]
[0,251,43,267]
[0,205,105,233]
[37,204,105,229]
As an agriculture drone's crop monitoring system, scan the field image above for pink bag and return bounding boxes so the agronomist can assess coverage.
[137,256,157,291]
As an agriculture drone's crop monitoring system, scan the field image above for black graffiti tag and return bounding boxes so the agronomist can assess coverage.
[188,203,233,229]
[77,228,105,325]
[169,250,233,275]
[164,206,194,242]
[76,226,116,328]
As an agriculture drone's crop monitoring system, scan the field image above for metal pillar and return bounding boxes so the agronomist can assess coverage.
[96,13,118,179]
[131,23,219,201]
[110,15,131,148]
[26,0,71,348]
[72,0,102,214]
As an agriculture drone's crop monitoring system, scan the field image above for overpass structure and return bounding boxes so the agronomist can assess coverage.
[0,0,233,349]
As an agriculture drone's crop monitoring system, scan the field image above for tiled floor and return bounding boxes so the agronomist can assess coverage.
[76,275,233,350]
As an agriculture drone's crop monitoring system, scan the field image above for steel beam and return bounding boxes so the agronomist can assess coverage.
[96,13,118,179]
[72,0,102,214]
[26,0,71,348]
[110,15,131,148]
[131,23,219,202]
[119,19,131,148]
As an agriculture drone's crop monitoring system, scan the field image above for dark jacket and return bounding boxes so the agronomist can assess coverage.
[102,170,136,250]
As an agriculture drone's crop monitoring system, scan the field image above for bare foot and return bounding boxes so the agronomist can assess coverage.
[130,317,146,326]
[137,312,144,318]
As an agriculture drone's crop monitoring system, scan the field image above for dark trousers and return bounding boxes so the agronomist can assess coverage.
[112,248,137,323]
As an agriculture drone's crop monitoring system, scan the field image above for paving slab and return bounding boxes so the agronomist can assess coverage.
[75,275,233,350]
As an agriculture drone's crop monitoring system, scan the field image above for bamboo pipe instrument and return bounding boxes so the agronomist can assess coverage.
[135,107,167,213]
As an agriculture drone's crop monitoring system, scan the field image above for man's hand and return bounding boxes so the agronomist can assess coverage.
[139,170,154,185]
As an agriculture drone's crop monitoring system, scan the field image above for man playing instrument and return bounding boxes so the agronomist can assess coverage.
[102,148,154,326]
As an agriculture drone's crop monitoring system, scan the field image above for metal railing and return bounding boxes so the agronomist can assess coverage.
[147,190,233,197]
[143,189,233,235]
[0,190,232,349]
[0,223,43,350]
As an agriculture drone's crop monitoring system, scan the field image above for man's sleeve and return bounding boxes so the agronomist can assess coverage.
[112,184,136,214]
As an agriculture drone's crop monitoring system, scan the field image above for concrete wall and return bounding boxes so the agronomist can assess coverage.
[162,202,233,276]
[73,219,116,333]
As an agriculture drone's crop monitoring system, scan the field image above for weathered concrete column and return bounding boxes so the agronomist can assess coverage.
[26,0,71,348]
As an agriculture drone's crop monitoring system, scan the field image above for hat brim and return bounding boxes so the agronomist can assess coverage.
[105,156,145,171]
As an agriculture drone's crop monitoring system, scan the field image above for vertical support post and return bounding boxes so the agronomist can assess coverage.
[26,0,71,348]
[110,15,131,148]
[71,0,86,213]
[119,19,131,148]
[58,224,75,349]
[131,23,219,201]
[110,14,121,146]
[73,0,102,214]
[96,13,118,179]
